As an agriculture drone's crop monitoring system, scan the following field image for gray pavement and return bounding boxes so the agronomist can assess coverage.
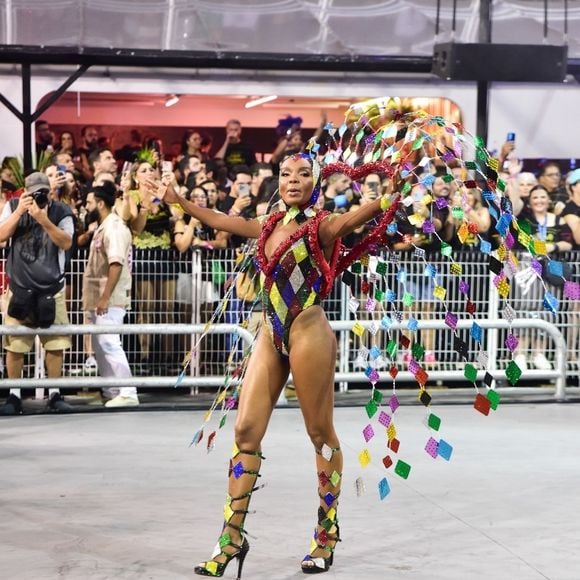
[1,403,579,580]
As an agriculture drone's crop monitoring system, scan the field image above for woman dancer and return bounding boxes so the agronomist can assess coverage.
[161,153,399,576]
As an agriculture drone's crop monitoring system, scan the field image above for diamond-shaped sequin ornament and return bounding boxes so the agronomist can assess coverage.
[321,444,333,461]
[473,393,491,415]
[363,424,375,442]
[323,492,336,507]
[504,333,518,352]
[418,389,432,406]
[378,411,391,427]
[487,389,501,410]
[355,476,366,497]
[318,471,330,486]
[378,477,391,500]
[478,350,489,369]
[433,285,447,300]
[437,439,453,461]
[365,399,378,418]
[464,363,478,382]
[503,304,516,323]
[471,322,483,343]
[428,413,441,431]
[505,360,522,386]
[232,461,245,479]
[358,449,371,467]
[425,437,439,458]
[445,311,458,329]
[394,460,411,479]
[219,533,231,548]
[389,394,400,413]
[412,343,425,360]
[330,471,341,487]
[373,389,383,404]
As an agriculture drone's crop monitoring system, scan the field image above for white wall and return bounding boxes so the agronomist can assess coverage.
[1,69,578,161]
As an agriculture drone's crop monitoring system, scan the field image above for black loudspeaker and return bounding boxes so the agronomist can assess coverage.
[432,42,568,82]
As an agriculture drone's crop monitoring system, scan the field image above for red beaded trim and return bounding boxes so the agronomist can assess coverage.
[257,196,400,296]
[335,196,401,276]
[321,160,395,181]
[257,211,339,298]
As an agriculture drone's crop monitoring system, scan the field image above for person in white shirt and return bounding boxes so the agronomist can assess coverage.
[82,181,138,408]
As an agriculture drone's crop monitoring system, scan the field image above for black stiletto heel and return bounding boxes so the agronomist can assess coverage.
[235,540,249,580]
[194,537,249,578]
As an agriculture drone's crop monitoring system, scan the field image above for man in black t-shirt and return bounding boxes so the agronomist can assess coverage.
[215,119,257,172]
[563,168,580,249]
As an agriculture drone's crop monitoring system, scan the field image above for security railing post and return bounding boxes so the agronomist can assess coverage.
[338,278,349,393]
[486,272,500,373]
[34,335,45,399]
[191,250,202,394]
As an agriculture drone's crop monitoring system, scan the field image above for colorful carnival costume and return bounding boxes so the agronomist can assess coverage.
[188,108,580,577]
[256,210,341,357]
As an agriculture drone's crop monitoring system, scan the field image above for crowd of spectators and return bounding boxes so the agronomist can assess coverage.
[0,115,579,413]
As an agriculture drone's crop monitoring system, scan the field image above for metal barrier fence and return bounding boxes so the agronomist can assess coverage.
[0,318,569,399]
[1,247,578,391]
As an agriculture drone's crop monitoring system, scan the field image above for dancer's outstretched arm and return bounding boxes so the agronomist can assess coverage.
[159,181,261,239]
[319,193,399,247]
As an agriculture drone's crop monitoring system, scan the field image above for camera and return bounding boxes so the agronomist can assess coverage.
[32,188,50,209]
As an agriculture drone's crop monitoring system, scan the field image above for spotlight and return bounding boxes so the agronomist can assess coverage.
[165,94,180,108]
[245,95,278,109]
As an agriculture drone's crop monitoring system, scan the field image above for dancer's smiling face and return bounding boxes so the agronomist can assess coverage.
[279,156,314,207]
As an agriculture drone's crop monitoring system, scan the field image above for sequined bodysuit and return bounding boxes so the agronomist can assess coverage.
[256,210,341,356]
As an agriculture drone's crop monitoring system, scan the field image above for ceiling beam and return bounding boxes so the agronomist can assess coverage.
[0,44,433,74]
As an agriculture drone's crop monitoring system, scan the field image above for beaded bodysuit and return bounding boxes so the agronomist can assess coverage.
[256,210,341,356]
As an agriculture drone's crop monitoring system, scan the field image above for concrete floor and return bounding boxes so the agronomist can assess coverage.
[1,403,579,580]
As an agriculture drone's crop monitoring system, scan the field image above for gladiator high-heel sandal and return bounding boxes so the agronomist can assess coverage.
[301,447,342,574]
[194,447,264,579]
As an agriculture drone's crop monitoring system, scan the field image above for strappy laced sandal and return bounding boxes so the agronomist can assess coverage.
[301,446,342,574]
[194,448,264,579]
[301,504,341,574]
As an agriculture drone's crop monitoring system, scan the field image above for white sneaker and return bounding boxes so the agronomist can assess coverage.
[514,354,528,370]
[83,356,98,375]
[533,353,552,370]
[105,395,140,408]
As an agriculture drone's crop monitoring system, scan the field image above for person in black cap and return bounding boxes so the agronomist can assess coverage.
[0,172,75,415]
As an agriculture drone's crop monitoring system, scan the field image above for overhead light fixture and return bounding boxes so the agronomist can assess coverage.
[245,95,278,109]
[165,94,180,108]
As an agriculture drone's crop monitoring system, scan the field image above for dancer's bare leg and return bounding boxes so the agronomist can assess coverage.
[203,330,289,567]
[289,307,342,569]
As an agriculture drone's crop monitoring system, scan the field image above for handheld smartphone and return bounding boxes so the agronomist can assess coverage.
[238,183,250,197]
[506,132,516,142]
[121,161,132,176]
[162,160,173,173]
[57,164,67,178]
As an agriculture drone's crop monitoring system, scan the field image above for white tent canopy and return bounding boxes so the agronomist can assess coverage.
[1,0,578,58]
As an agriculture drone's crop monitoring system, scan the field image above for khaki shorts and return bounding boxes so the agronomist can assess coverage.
[2,289,72,353]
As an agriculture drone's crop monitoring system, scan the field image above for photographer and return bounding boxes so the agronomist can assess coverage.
[0,172,74,415]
